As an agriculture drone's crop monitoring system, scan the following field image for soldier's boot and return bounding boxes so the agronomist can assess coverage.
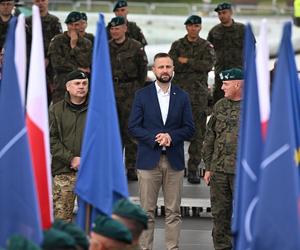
[127,169,138,181]
[187,170,201,184]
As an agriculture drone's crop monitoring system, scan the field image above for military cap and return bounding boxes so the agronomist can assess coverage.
[220,68,243,81]
[214,2,232,12]
[0,0,15,3]
[65,11,82,24]
[184,15,202,25]
[113,199,148,229]
[113,0,127,11]
[42,228,76,249]
[81,12,87,21]
[7,235,41,250]
[109,16,125,27]
[65,70,88,84]
[53,220,89,250]
[92,214,132,244]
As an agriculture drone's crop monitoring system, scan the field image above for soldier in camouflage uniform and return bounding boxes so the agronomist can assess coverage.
[202,68,243,250]
[50,70,89,222]
[169,15,216,184]
[48,11,92,104]
[107,0,147,47]
[26,0,62,104]
[79,12,94,44]
[207,2,245,104]
[0,0,14,48]
[109,16,148,181]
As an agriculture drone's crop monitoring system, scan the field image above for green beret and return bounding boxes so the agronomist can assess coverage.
[220,68,243,81]
[65,70,88,84]
[184,15,202,25]
[214,2,232,12]
[7,235,41,250]
[81,12,87,21]
[65,11,82,24]
[113,199,148,229]
[0,0,14,3]
[92,215,132,244]
[42,228,76,250]
[113,0,127,12]
[109,16,125,27]
[52,220,89,250]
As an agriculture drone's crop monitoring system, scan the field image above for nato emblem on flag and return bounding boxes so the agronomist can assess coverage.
[251,22,300,250]
[75,13,129,232]
[0,17,43,246]
[232,23,263,250]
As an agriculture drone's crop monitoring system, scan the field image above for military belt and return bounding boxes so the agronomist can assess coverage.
[113,77,138,84]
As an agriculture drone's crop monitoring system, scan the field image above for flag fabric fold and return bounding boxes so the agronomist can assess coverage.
[232,24,264,250]
[75,13,128,230]
[0,17,43,246]
[251,21,300,250]
[26,5,53,229]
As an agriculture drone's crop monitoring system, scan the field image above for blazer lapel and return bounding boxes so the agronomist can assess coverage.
[165,84,177,125]
[150,83,164,125]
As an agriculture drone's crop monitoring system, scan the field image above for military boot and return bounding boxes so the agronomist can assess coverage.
[127,169,138,181]
[187,170,200,184]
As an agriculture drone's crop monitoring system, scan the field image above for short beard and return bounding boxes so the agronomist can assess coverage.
[156,74,172,84]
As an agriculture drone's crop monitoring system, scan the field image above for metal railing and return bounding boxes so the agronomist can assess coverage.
[22,0,293,16]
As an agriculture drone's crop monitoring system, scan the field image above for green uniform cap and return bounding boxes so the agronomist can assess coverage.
[109,16,125,27]
[42,228,76,249]
[65,11,82,24]
[220,68,243,81]
[113,199,148,229]
[7,235,41,250]
[81,12,87,21]
[113,0,127,11]
[53,220,89,250]
[184,15,202,25]
[214,2,232,12]
[92,214,132,244]
[65,70,88,84]
[0,0,15,3]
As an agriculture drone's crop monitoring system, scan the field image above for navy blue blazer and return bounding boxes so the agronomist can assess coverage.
[128,82,195,171]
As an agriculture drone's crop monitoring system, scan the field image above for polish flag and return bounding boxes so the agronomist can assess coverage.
[26,5,53,229]
[256,19,271,139]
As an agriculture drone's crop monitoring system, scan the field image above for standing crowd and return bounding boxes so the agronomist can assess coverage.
[0,0,246,249]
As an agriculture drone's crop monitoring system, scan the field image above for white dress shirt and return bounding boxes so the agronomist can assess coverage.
[155,81,170,125]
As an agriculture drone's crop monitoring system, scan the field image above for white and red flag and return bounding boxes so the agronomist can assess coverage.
[26,5,53,229]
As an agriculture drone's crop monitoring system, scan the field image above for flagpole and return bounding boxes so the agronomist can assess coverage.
[84,203,91,235]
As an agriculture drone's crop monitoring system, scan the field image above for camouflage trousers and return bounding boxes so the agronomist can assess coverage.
[53,172,77,222]
[213,73,225,105]
[210,171,234,250]
[115,81,138,170]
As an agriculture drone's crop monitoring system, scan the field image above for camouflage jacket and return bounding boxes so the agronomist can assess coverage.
[107,20,147,47]
[0,15,12,48]
[168,35,216,98]
[48,31,92,89]
[49,94,88,176]
[207,20,245,73]
[202,98,241,174]
[26,12,62,58]
[84,32,94,45]
[109,37,148,88]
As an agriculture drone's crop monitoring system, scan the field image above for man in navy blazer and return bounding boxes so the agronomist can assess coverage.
[128,53,195,250]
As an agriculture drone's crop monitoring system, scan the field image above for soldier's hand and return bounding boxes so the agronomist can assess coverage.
[178,56,188,64]
[69,30,79,48]
[70,156,80,170]
[204,171,212,186]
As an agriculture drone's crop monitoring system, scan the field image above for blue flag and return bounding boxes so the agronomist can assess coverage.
[0,17,43,246]
[251,22,300,250]
[232,24,263,250]
[75,14,129,230]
